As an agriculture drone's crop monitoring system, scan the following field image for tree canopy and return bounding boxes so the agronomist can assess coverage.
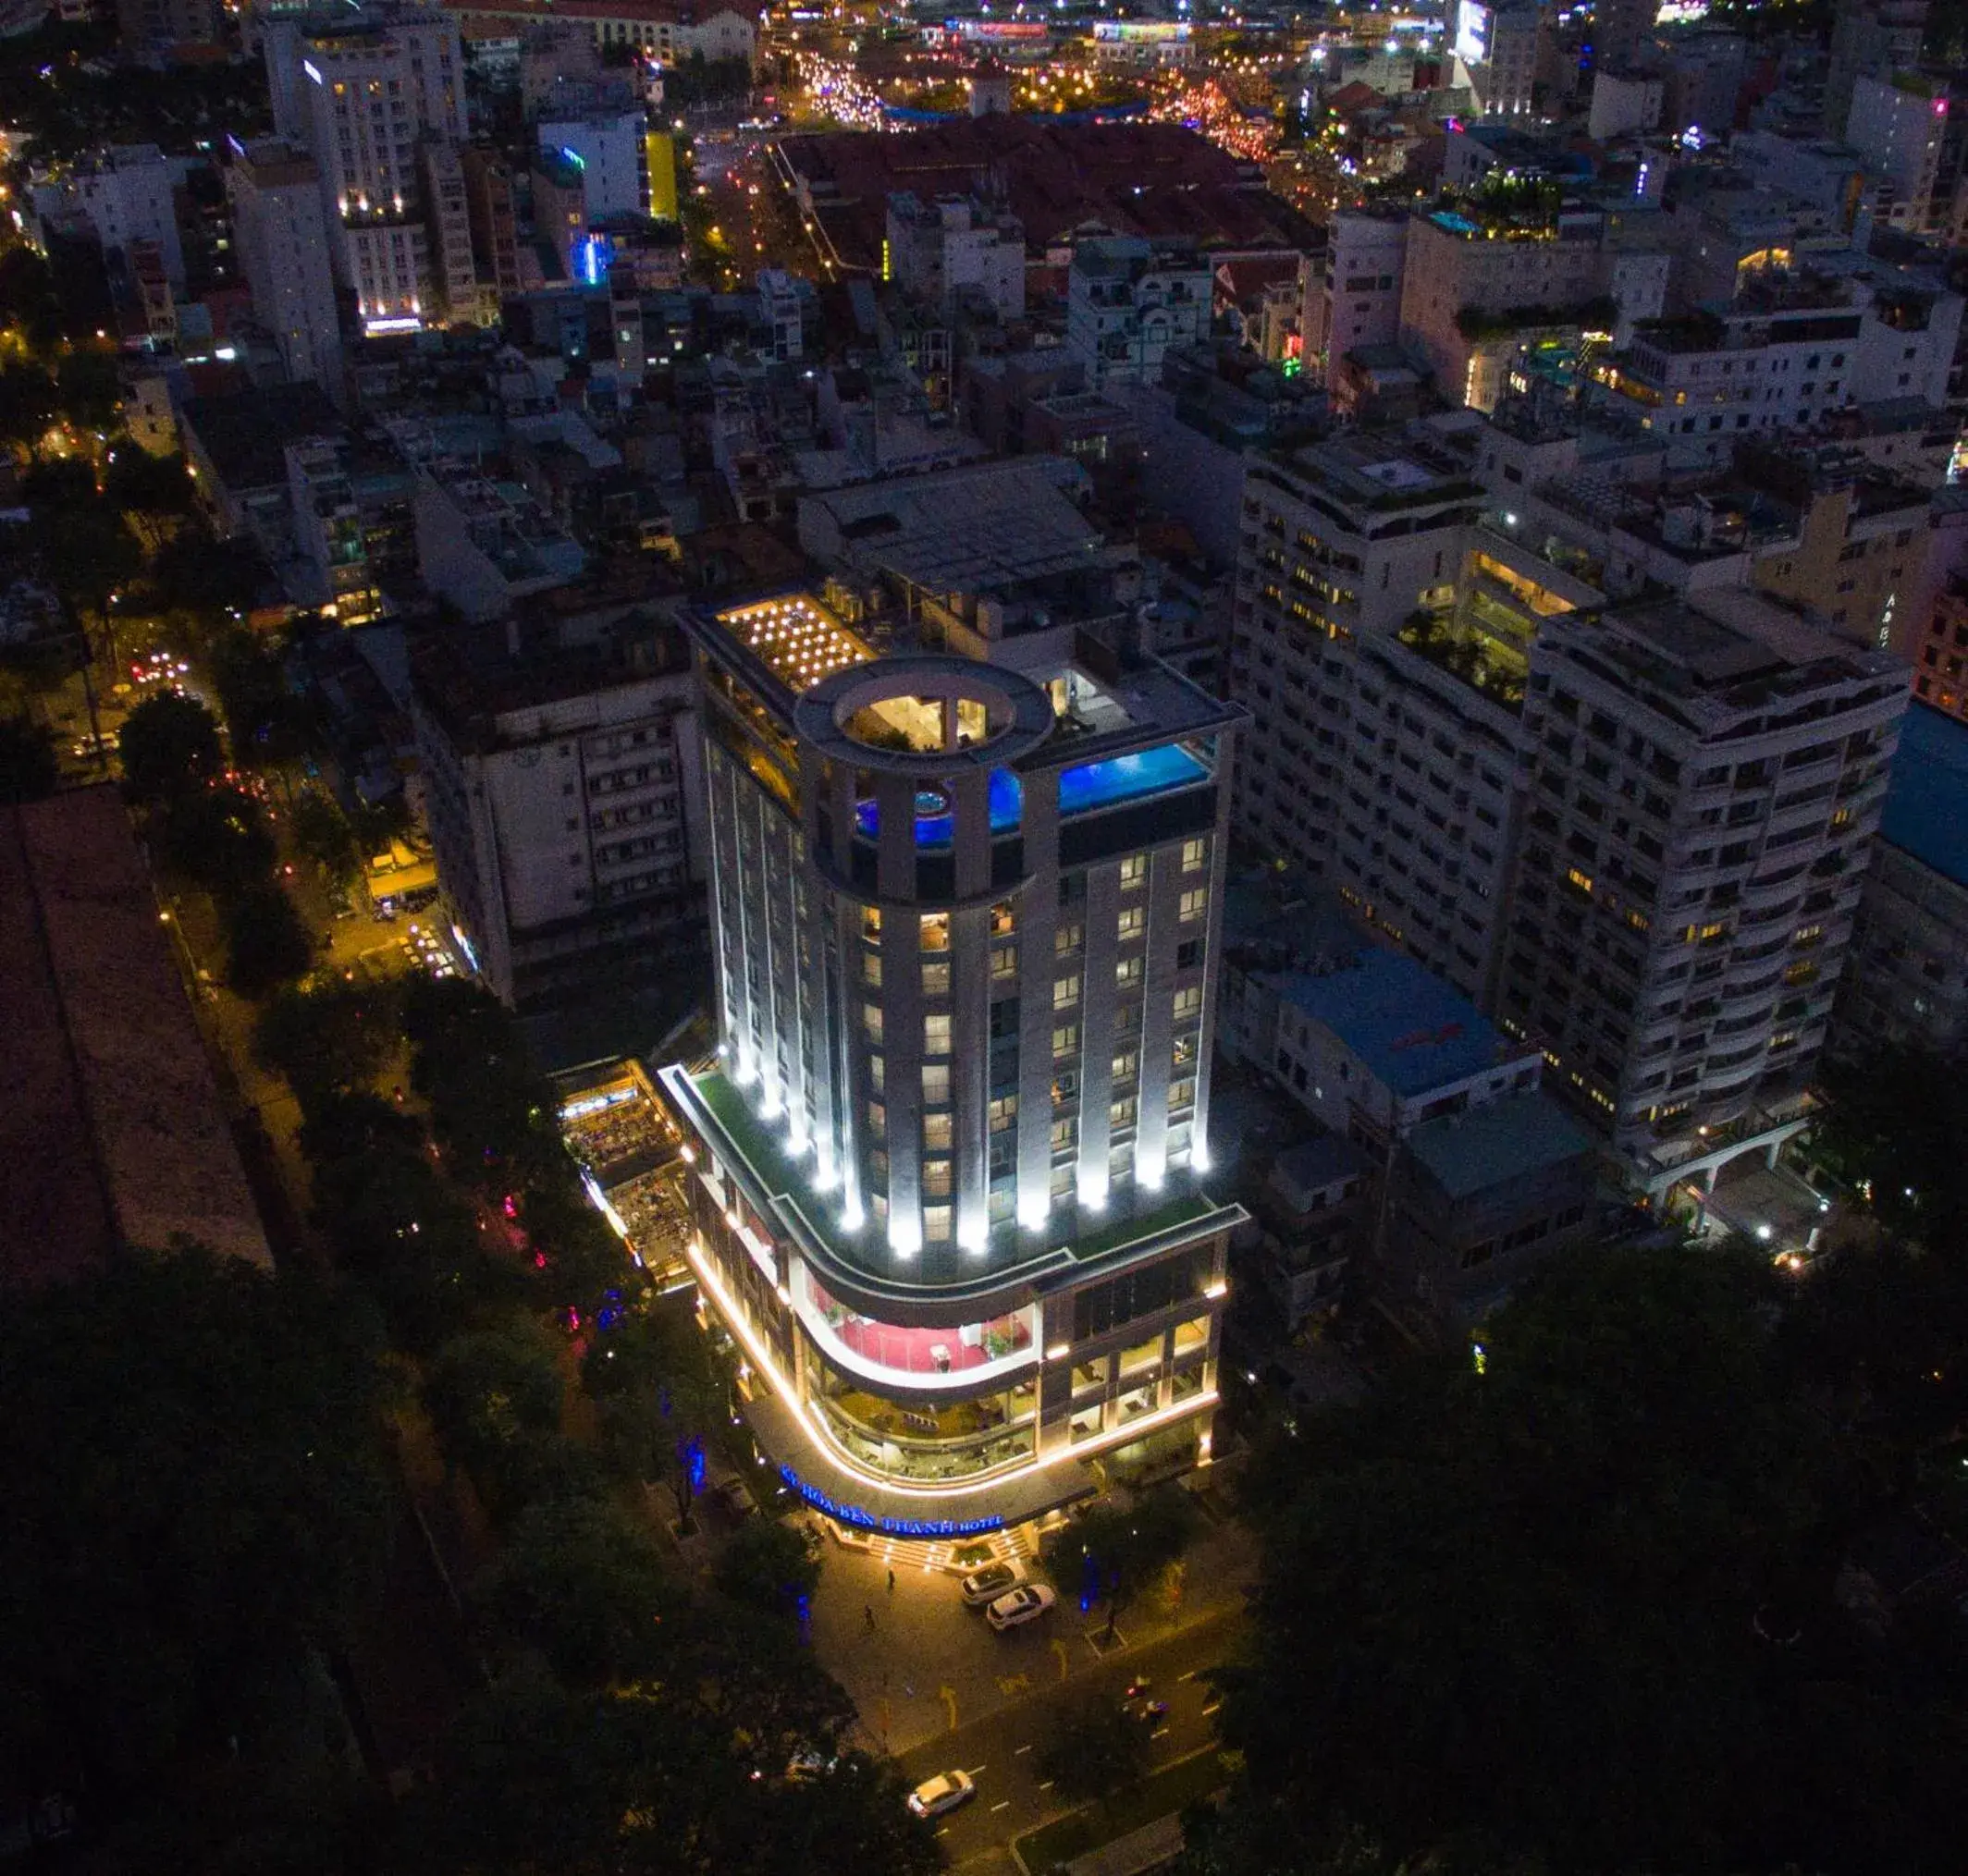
[1208,1243,1968,1876]
[0,1249,393,1814]
[118,689,223,803]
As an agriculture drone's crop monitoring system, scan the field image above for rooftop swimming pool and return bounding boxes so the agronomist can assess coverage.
[1431,210,1482,235]
[854,743,1210,847]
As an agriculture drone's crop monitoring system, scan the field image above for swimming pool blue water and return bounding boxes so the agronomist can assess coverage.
[854,745,1208,847]
[1431,210,1481,235]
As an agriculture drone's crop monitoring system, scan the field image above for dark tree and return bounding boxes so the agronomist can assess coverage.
[290,790,363,888]
[712,1514,822,1622]
[0,360,56,460]
[1034,1688,1153,1807]
[254,979,400,1107]
[402,1647,940,1876]
[478,1495,679,1686]
[0,715,57,801]
[1042,1483,1196,1644]
[1208,1243,1968,1876]
[1814,1045,1968,1254]
[223,881,314,997]
[424,1316,567,1490]
[584,1307,730,1533]
[161,784,277,898]
[118,690,223,803]
[103,445,194,519]
[0,1249,392,1813]
[210,627,312,773]
[53,347,120,435]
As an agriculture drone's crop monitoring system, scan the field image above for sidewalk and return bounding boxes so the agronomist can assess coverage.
[806,1501,1256,1756]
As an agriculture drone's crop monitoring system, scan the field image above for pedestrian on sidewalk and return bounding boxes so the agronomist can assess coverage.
[864,1604,876,1633]
[887,1567,896,1595]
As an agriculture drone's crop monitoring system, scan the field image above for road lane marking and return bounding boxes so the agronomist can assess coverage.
[1014,1744,1034,1755]
[965,1765,987,1776]
[1200,1701,1222,1715]
[990,1802,1012,1813]
[1178,1669,1199,1681]
[1038,1781,1054,1791]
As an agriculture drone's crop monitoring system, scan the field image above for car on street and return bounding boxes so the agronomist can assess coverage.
[958,1561,1027,1606]
[714,1475,758,1519]
[985,1583,1056,1632]
[905,1770,975,1819]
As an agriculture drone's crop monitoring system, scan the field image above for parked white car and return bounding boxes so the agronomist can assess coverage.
[959,1561,1027,1607]
[985,1583,1057,1632]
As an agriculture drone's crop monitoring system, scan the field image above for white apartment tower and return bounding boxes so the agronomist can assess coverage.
[1500,591,1907,1170]
[1301,211,1408,383]
[228,139,346,402]
[660,589,1246,1532]
[264,3,470,332]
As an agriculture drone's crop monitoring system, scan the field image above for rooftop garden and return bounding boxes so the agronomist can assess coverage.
[1458,295,1618,343]
[1399,610,1528,714]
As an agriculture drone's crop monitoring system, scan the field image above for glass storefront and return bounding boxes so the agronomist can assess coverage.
[806,1346,1038,1483]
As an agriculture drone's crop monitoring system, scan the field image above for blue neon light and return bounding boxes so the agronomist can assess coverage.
[778,1465,1002,1538]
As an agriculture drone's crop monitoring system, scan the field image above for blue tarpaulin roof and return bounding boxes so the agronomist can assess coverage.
[1881,703,1968,889]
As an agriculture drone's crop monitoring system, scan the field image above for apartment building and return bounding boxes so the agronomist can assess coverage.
[884,192,1026,322]
[1452,0,1541,120]
[264,2,471,332]
[1499,588,1907,1182]
[1588,270,1962,465]
[537,106,650,220]
[412,598,706,1006]
[1397,197,1615,411]
[227,139,346,402]
[444,0,756,66]
[1228,431,1486,935]
[658,585,1247,1532]
[30,144,183,286]
[1844,69,1967,237]
[1066,236,1212,388]
[1300,210,1407,386]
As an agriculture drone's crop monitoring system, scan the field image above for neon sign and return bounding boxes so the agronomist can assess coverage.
[778,1465,1003,1538]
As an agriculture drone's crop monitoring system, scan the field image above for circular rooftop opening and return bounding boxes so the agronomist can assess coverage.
[797,656,1055,774]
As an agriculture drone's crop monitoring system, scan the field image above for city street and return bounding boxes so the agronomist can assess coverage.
[895,1606,1239,1874]
[807,1496,1254,1759]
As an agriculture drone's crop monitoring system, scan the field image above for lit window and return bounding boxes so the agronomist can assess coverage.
[1566,867,1593,895]
[1055,974,1081,1010]
[1053,1022,1080,1061]
[1169,1076,1197,1111]
[919,912,950,952]
[867,1099,886,1135]
[1179,888,1209,922]
[922,1158,953,1196]
[1118,906,1145,940]
[1110,1095,1137,1129]
[1116,956,1144,989]
[863,1001,883,1044]
[925,1012,953,1054]
[1113,1048,1138,1083]
[1056,922,1084,956]
[992,944,1017,980]
[1120,853,1147,889]
[924,1204,953,1243]
[863,951,882,987]
[1182,838,1207,873]
[924,1113,953,1150]
[922,961,950,996]
[1174,986,1202,1020]
[923,1062,951,1104]
[989,1094,1018,1132]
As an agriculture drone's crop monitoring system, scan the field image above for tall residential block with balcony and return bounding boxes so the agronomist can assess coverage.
[1499,587,1907,1191]
[660,590,1246,1533]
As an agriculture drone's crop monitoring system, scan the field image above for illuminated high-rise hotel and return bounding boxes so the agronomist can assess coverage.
[660,591,1246,1532]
